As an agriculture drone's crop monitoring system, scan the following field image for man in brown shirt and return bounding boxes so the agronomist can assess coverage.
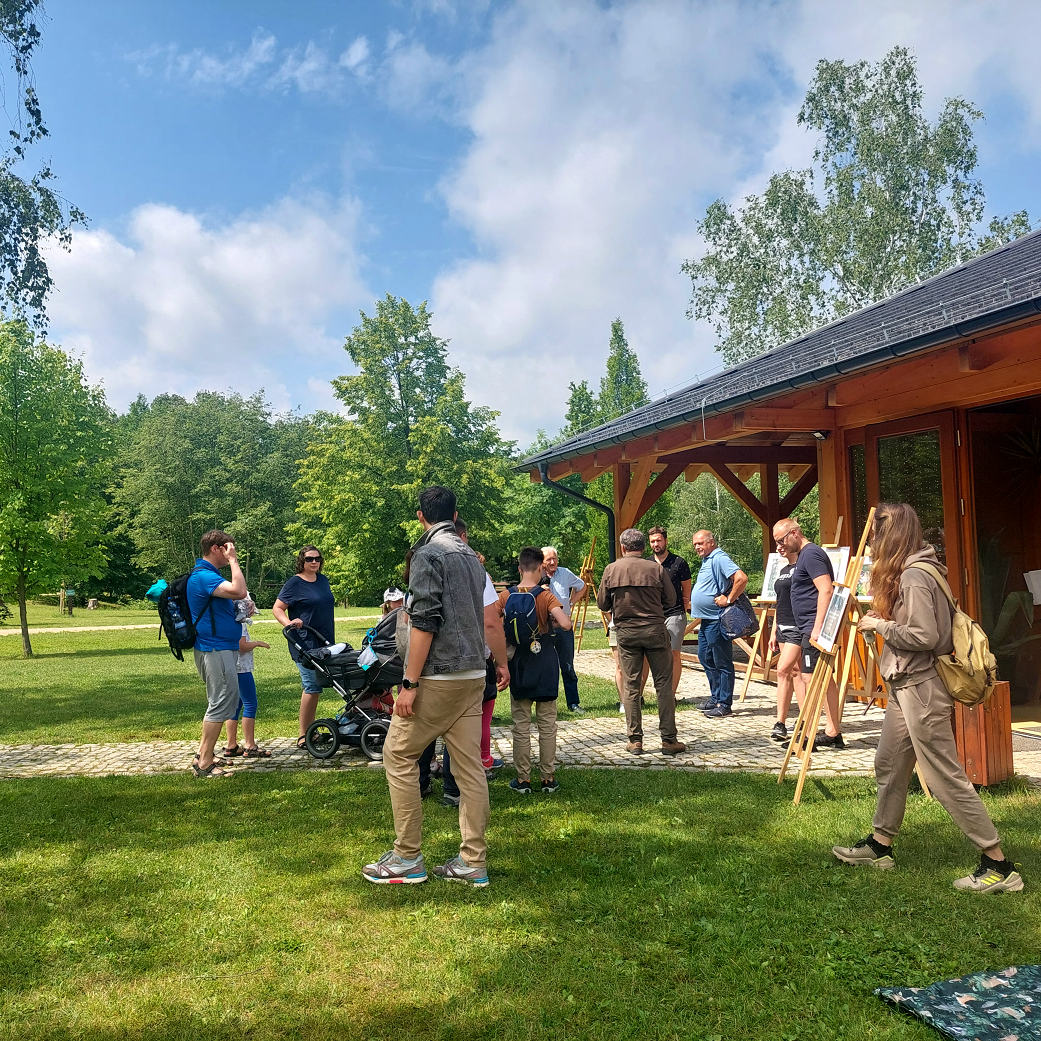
[597,528,687,756]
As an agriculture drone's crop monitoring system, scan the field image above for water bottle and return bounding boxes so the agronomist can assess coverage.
[167,599,188,633]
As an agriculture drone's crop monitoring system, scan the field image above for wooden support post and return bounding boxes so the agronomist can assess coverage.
[817,436,840,548]
[761,461,780,570]
[612,463,631,557]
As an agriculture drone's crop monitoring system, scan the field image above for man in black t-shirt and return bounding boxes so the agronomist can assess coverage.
[773,518,845,752]
[649,527,692,698]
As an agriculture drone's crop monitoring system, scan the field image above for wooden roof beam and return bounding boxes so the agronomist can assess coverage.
[661,445,817,466]
[709,464,768,526]
[779,464,819,517]
[732,408,836,433]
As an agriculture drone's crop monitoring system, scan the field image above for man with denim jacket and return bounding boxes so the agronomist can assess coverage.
[363,486,509,888]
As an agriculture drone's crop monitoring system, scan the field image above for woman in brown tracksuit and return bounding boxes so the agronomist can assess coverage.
[832,502,1024,893]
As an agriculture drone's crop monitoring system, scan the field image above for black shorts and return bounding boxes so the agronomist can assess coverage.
[800,633,820,674]
[777,625,801,646]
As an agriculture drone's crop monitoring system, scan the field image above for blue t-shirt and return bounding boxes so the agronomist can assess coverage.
[186,559,240,652]
[547,566,584,615]
[277,573,335,662]
[690,548,740,621]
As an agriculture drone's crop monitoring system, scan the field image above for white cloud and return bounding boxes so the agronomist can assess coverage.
[422,0,1041,445]
[428,0,790,442]
[45,197,371,413]
[340,36,371,73]
[131,29,277,87]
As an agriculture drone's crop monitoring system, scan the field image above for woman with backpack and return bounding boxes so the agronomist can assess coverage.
[832,502,1023,893]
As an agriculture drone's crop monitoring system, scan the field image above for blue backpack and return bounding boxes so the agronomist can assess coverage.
[503,586,543,649]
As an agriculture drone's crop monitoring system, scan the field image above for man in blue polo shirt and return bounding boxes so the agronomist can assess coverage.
[690,530,748,719]
[187,529,247,777]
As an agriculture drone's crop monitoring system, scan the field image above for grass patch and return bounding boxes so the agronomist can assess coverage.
[0,625,636,745]
[0,768,1037,1039]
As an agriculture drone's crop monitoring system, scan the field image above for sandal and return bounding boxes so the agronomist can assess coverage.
[244,746,272,758]
[191,761,230,778]
[192,754,228,767]
[296,736,307,749]
[222,745,243,757]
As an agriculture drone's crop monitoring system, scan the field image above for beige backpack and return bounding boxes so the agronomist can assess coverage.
[908,561,998,706]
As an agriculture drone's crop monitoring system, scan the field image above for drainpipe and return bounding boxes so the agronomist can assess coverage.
[538,462,617,563]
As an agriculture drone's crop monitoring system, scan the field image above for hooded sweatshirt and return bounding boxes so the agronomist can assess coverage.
[873,545,954,687]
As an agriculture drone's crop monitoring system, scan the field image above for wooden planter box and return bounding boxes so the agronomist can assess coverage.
[954,681,1013,786]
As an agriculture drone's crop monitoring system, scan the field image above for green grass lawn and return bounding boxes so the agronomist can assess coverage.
[1,768,1037,1040]
[0,625,623,744]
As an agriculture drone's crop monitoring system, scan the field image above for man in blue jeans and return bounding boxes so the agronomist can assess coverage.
[690,530,748,719]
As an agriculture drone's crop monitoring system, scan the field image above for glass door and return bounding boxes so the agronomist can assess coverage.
[863,411,963,600]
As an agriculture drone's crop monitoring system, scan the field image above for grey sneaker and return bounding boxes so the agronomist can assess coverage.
[770,721,788,742]
[432,855,490,887]
[832,836,895,870]
[441,793,460,808]
[361,850,428,885]
[952,856,1024,893]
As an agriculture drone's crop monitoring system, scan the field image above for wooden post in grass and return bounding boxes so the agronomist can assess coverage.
[779,508,874,804]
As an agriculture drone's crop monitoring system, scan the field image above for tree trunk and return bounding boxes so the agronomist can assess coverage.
[17,572,31,657]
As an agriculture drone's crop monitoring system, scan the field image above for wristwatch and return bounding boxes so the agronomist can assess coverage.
[401,678,419,690]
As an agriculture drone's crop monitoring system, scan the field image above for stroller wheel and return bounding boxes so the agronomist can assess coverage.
[360,718,390,761]
[305,719,340,760]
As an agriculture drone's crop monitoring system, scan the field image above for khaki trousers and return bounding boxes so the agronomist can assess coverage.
[616,621,677,744]
[873,670,1000,851]
[383,676,489,866]
[511,698,557,781]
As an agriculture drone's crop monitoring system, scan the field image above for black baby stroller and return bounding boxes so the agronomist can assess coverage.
[283,609,403,761]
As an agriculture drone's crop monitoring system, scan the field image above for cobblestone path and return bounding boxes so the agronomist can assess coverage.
[1,647,1038,785]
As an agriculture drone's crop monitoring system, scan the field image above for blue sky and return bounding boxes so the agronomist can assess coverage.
[30,0,1041,445]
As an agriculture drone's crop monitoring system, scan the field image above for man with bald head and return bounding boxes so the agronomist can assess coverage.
[772,517,844,750]
[690,530,747,718]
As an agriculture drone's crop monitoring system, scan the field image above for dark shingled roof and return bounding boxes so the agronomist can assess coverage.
[521,227,1041,471]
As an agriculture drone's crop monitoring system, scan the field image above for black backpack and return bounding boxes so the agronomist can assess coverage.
[157,568,216,661]
[503,586,543,649]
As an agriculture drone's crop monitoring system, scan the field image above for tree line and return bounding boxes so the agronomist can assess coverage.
[1,46,1034,656]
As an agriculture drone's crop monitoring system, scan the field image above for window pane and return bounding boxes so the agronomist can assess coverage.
[877,429,945,564]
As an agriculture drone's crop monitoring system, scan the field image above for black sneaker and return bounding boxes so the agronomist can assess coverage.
[541,777,560,794]
[770,721,788,742]
[509,778,533,795]
[703,704,733,719]
[813,731,845,751]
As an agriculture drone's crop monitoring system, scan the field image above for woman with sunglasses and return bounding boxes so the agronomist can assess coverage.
[273,546,336,749]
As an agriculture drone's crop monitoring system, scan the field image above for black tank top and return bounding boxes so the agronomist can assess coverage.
[774,563,796,628]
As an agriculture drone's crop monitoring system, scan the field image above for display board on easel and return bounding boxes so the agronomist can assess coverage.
[778,508,877,804]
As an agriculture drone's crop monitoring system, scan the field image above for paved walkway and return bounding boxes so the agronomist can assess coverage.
[1,647,1038,784]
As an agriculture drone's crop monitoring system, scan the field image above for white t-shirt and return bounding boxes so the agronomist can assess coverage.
[424,571,498,681]
[236,622,253,674]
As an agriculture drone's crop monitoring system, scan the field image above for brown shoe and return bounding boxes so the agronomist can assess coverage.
[626,741,644,755]
[661,740,687,756]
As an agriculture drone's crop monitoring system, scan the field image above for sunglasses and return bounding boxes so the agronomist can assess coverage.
[304,556,322,563]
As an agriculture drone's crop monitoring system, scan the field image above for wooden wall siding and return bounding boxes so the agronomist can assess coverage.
[955,682,1014,786]
[831,320,1041,429]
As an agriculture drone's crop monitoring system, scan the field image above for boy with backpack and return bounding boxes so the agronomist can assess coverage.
[497,547,573,794]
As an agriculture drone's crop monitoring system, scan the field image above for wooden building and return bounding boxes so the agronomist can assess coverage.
[521,229,1041,724]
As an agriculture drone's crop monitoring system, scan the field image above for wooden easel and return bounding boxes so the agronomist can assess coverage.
[777,509,932,803]
[778,509,874,804]
[738,603,776,702]
[570,537,608,653]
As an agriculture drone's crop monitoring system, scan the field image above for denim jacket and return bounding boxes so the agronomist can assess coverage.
[406,520,488,675]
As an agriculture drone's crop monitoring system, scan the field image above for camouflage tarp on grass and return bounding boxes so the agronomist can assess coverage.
[877,965,1041,1040]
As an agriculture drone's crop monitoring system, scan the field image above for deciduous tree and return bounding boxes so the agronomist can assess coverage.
[684,47,1034,365]
[0,322,110,655]
[295,295,513,603]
